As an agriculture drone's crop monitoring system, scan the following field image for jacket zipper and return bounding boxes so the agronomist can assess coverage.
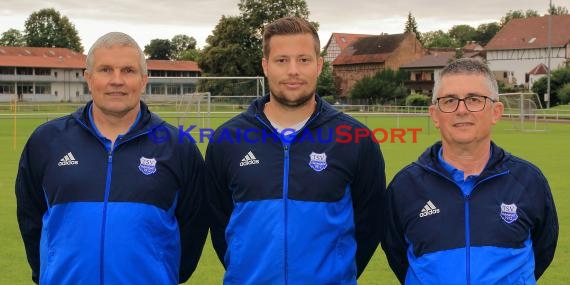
[75,117,153,284]
[255,110,321,284]
[283,144,290,284]
[423,165,509,284]
[465,193,471,285]
[99,151,113,285]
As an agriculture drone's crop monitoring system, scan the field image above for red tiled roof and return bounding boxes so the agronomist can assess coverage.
[0,46,86,68]
[324,33,374,50]
[334,53,391,65]
[462,42,484,51]
[147,60,201,72]
[0,46,200,72]
[400,49,484,69]
[400,52,456,68]
[333,33,408,65]
[0,46,85,58]
[528,63,549,75]
[0,55,86,68]
[485,15,570,50]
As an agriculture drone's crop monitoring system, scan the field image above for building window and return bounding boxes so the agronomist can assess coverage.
[17,84,33,94]
[167,84,180,94]
[182,84,196,94]
[35,83,51,94]
[17,68,33,75]
[151,85,164,95]
[0,83,15,94]
[0,67,15,75]
[35,68,51,76]
[149,70,167,77]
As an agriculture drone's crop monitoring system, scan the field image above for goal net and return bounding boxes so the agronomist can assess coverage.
[498,92,547,132]
[175,92,211,128]
[142,76,265,130]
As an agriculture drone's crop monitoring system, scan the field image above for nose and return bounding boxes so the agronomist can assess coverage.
[109,70,125,85]
[456,99,469,113]
[287,61,300,75]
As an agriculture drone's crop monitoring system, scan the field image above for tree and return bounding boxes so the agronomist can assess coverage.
[404,12,422,44]
[317,60,335,98]
[178,49,201,62]
[405,93,431,106]
[500,9,539,26]
[0,28,25,46]
[199,16,257,76]
[556,83,570,104]
[144,39,174,60]
[474,22,500,46]
[531,66,570,107]
[171,34,197,59]
[549,4,569,15]
[350,69,408,104]
[448,24,477,47]
[200,0,314,77]
[422,30,458,48]
[239,0,312,38]
[24,8,83,52]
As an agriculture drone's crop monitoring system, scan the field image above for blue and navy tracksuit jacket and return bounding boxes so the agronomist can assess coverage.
[206,95,386,284]
[16,101,208,284]
[382,142,558,285]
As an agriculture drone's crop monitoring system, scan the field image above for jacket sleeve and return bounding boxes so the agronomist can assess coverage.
[205,140,234,267]
[532,174,559,280]
[381,177,409,284]
[15,138,47,284]
[176,143,209,283]
[351,136,386,277]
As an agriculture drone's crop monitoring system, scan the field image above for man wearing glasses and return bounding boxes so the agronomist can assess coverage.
[381,58,558,284]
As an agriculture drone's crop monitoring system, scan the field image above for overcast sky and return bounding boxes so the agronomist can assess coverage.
[0,0,562,51]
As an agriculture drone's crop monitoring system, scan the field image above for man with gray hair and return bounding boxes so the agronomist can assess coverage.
[382,58,558,284]
[16,32,208,284]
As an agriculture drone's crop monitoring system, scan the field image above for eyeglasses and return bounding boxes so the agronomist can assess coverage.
[435,95,496,113]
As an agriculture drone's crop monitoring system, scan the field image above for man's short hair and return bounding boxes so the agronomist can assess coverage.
[86,32,147,75]
[262,16,320,58]
[432,58,499,102]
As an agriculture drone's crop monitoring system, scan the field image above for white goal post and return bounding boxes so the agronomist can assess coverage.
[498,92,547,132]
[142,76,265,129]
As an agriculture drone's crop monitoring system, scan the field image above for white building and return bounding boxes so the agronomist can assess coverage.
[0,46,201,102]
[485,15,570,90]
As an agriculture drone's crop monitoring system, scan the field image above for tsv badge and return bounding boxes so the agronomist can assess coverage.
[309,152,327,172]
[500,203,518,224]
[138,157,157,175]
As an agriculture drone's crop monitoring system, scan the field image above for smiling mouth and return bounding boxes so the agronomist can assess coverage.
[284,82,303,87]
[106,91,127,96]
[454,122,474,127]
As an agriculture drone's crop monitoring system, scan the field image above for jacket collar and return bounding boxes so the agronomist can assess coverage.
[72,100,164,138]
[417,141,510,178]
[245,94,341,129]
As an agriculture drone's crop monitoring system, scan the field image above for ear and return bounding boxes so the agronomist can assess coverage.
[84,71,92,92]
[261,58,268,77]
[491,101,504,125]
[317,56,324,76]
[141,74,149,93]
[429,105,440,128]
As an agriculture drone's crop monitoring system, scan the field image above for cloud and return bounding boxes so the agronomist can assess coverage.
[0,0,558,49]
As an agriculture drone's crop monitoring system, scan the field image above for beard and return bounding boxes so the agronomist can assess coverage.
[269,88,315,108]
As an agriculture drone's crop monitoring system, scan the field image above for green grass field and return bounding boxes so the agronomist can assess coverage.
[0,106,568,284]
